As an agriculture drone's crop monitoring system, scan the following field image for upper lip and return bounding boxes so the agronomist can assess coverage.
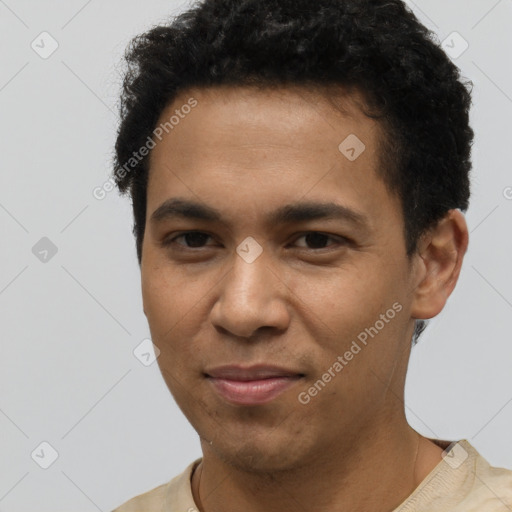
[205,365,304,381]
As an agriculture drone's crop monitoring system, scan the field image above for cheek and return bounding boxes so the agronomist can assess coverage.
[294,263,407,383]
[292,265,389,340]
[142,261,199,330]
[142,265,218,371]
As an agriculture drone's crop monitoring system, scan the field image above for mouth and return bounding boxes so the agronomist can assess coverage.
[204,365,305,406]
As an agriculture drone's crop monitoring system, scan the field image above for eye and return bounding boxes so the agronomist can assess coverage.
[162,231,349,251]
[291,232,348,250]
[162,231,215,249]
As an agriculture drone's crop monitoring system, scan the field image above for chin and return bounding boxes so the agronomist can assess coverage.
[206,434,309,475]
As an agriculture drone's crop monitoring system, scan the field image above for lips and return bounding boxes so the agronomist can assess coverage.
[205,365,304,406]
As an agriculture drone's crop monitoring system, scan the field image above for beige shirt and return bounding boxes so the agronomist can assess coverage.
[112,439,512,511]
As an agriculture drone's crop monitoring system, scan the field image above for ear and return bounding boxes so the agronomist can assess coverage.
[410,209,469,320]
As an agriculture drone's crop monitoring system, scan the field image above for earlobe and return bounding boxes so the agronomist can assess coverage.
[410,209,469,320]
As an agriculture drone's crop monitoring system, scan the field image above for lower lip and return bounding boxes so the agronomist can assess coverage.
[207,376,302,405]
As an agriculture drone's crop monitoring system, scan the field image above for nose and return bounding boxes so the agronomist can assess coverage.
[209,247,290,340]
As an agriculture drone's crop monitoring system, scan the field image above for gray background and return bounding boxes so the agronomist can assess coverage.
[0,0,511,510]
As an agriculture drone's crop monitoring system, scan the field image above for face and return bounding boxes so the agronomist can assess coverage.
[141,85,421,473]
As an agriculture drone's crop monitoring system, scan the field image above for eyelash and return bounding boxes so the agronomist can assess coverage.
[162,231,349,251]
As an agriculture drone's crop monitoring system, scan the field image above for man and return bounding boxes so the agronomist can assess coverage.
[111,0,512,510]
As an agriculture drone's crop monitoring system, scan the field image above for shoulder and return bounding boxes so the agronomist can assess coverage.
[460,440,512,511]
[111,458,201,512]
[394,439,512,512]
[112,482,168,512]
[432,439,512,512]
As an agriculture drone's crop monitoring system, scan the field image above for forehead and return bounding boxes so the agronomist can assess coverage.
[151,84,377,156]
[146,85,402,233]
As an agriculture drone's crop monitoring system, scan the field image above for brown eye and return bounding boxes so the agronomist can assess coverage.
[163,231,214,249]
[293,232,347,250]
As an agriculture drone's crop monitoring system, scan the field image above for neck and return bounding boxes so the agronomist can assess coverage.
[191,423,444,512]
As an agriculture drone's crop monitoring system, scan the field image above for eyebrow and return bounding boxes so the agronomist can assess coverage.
[150,197,369,229]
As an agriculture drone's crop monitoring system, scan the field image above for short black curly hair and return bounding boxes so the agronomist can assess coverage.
[112,0,474,344]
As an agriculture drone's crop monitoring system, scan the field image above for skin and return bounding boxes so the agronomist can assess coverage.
[141,84,468,512]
